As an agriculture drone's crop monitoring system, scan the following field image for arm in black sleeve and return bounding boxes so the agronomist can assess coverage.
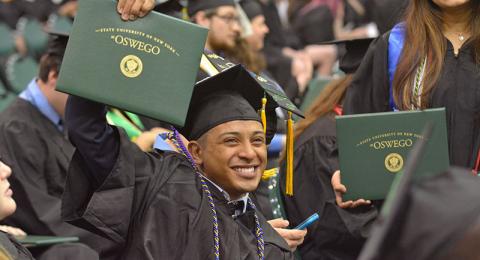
[65,95,119,187]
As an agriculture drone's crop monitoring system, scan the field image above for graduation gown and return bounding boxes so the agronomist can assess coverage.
[344,34,480,169]
[62,97,294,260]
[0,98,113,259]
[0,231,34,260]
[280,114,377,260]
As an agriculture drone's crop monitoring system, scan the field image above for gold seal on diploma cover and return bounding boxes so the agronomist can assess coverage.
[120,55,143,78]
[385,153,404,173]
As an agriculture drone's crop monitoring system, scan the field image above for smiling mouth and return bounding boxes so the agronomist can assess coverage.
[232,166,258,178]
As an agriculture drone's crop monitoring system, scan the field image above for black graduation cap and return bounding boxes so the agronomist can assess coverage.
[359,124,480,260]
[154,0,185,16]
[239,0,263,20]
[321,38,375,74]
[187,0,235,17]
[181,51,304,144]
[45,30,70,58]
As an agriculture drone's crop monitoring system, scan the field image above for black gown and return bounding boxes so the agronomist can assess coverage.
[61,97,294,260]
[0,231,34,260]
[279,114,377,260]
[344,33,480,169]
[0,98,113,259]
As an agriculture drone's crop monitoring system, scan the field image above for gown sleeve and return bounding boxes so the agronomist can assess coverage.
[343,34,391,115]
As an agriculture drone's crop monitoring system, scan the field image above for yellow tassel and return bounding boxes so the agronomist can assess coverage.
[286,112,294,196]
[181,7,189,21]
[261,96,267,134]
[262,168,278,181]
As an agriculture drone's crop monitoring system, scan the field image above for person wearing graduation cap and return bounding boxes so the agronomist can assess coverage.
[359,125,480,260]
[278,38,378,260]
[0,32,114,260]
[188,0,242,55]
[62,51,308,258]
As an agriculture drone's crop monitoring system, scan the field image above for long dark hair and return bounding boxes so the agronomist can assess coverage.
[392,0,480,110]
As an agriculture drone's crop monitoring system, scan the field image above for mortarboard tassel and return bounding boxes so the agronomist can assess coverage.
[181,7,189,21]
[261,95,267,134]
[286,112,294,196]
[262,168,278,181]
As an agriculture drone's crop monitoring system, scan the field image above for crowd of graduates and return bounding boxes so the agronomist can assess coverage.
[0,0,479,259]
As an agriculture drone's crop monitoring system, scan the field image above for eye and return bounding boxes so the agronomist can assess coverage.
[252,136,266,145]
[224,138,239,145]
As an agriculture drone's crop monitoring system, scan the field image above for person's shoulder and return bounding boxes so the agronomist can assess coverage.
[294,115,337,152]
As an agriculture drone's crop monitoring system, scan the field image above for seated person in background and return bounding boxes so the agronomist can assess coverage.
[0,32,114,259]
[0,160,99,260]
[188,0,241,55]
[279,38,377,260]
[227,0,313,101]
[0,160,33,260]
[259,0,314,102]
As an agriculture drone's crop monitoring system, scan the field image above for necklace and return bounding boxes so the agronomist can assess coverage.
[458,33,465,42]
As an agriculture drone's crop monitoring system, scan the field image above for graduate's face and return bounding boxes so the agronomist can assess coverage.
[245,15,269,51]
[194,120,267,200]
[0,161,15,220]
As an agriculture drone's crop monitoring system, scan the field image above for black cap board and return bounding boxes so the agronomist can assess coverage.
[181,51,303,144]
[239,0,263,20]
[187,0,235,16]
[321,37,375,74]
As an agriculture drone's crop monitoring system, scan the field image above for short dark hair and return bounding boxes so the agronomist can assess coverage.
[38,54,62,82]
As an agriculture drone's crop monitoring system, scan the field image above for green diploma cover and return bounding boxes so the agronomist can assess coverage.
[57,0,207,126]
[336,108,449,200]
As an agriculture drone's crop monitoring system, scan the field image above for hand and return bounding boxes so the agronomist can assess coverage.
[331,170,371,209]
[58,1,78,17]
[0,225,26,238]
[134,127,169,152]
[268,218,307,252]
[117,0,155,21]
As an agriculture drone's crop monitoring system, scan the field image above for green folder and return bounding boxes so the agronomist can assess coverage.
[336,108,449,200]
[57,0,207,127]
[17,235,79,248]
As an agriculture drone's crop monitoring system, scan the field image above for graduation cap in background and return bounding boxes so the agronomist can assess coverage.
[187,0,235,17]
[153,0,186,18]
[321,37,375,74]
[45,30,70,59]
[187,51,303,196]
[359,123,480,260]
[238,0,262,20]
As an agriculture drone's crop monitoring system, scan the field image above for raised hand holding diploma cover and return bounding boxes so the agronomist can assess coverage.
[336,108,449,200]
[56,0,207,126]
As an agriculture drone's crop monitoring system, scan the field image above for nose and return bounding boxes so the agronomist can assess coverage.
[0,161,12,179]
[238,143,257,161]
[231,21,241,34]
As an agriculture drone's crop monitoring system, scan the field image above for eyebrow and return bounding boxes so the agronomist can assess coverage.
[219,131,265,137]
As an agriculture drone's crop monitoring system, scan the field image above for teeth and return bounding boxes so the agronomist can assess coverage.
[233,167,255,173]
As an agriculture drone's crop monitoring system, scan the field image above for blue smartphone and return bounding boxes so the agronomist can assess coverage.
[294,213,320,230]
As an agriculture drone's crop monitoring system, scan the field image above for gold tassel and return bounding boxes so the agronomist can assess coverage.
[261,96,267,134]
[262,168,278,181]
[286,112,294,196]
[181,7,189,21]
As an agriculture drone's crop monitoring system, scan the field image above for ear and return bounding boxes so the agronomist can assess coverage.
[188,140,204,166]
[193,11,211,28]
[47,70,58,88]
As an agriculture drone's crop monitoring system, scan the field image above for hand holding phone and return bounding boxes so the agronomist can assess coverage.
[294,213,319,230]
